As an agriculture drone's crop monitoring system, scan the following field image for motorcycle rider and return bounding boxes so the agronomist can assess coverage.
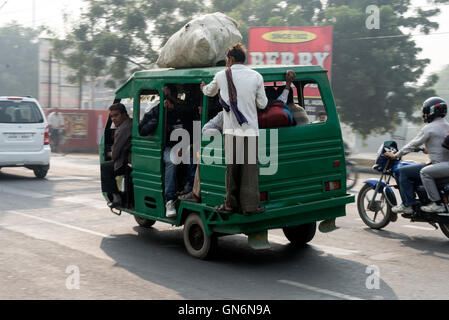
[420,98,449,213]
[384,97,449,214]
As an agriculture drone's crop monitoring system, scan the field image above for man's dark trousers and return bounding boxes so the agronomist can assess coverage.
[101,160,126,194]
[224,135,259,213]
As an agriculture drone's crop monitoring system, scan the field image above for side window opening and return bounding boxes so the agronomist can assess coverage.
[139,90,160,121]
[259,81,299,128]
[300,81,327,124]
[136,89,161,140]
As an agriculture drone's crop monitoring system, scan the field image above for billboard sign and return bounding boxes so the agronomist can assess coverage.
[249,26,333,116]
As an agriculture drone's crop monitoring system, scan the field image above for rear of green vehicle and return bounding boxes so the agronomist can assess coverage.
[100,65,354,259]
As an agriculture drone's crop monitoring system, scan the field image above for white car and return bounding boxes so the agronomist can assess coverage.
[0,96,51,178]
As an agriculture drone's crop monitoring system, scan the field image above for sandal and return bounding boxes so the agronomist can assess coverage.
[179,192,200,203]
[214,204,236,215]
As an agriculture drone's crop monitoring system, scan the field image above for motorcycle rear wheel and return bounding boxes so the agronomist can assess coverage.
[357,183,392,229]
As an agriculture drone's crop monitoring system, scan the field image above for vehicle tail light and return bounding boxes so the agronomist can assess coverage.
[7,97,23,101]
[44,126,50,145]
[260,191,268,201]
[334,160,341,167]
[325,181,341,191]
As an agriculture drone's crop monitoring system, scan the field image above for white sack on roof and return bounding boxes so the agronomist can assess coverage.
[156,12,242,69]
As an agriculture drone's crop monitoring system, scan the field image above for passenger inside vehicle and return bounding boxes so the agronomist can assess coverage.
[13,109,25,123]
[0,107,11,123]
[101,103,133,210]
[138,84,201,218]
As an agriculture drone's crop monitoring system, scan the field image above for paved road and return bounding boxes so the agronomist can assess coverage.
[1,153,449,300]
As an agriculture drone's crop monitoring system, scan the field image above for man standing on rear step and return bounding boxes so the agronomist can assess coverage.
[201,43,268,216]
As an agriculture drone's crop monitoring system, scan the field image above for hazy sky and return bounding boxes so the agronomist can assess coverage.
[0,0,448,79]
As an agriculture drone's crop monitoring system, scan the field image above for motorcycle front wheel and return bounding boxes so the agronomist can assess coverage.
[357,183,392,229]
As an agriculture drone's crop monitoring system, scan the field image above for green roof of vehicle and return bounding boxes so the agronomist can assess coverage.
[116,65,326,94]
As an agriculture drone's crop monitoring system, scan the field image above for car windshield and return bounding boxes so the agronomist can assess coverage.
[0,101,44,124]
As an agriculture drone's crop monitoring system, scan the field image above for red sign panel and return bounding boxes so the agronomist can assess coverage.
[249,26,333,115]
[248,26,333,77]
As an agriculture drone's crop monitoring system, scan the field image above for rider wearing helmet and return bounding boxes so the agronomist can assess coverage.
[385,97,449,214]
[420,98,449,213]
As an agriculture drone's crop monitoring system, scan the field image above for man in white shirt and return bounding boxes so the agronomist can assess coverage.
[47,110,65,151]
[201,43,268,216]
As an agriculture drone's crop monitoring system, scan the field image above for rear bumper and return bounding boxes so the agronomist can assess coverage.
[0,146,51,167]
[179,194,355,235]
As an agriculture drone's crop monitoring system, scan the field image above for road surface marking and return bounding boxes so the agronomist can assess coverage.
[278,280,363,300]
[9,211,115,239]
[403,225,436,231]
[50,176,97,181]
[0,185,50,199]
[55,195,107,209]
[268,234,359,256]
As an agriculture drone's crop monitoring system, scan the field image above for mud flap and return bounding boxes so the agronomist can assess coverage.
[318,218,340,233]
[248,230,271,250]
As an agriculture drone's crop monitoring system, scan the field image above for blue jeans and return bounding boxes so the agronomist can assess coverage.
[185,163,197,191]
[398,163,428,206]
[164,147,177,202]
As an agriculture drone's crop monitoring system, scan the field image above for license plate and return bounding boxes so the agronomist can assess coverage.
[7,133,32,140]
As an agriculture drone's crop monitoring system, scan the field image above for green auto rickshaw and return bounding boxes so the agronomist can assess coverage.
[100,65,354,259]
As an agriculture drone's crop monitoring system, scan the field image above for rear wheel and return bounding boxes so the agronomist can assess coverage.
[183,213,217,260]
[440,223,449,239]
[33,166,49,179]
[282,222,316,246]
[134,216,156,228]
[357,183,391,229]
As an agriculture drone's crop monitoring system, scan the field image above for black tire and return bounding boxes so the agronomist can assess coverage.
[183,213,217,260]
[357,183,391,229]
[346,163,359,190]
[439,223,449,239]
[282,222,316,246]
[134,216,156,228]
[33,166,48,179]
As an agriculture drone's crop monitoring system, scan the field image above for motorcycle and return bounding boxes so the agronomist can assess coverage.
[357,141,449,239]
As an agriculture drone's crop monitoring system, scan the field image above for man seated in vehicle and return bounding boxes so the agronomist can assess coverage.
[263,70,311,127]
[101,103,133,209]
[175,84,201,196]
[179,111,224,203]
[139,85,198,218]
[0,107,11,123]
[271,71,310,126]
[313,111,327,123]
